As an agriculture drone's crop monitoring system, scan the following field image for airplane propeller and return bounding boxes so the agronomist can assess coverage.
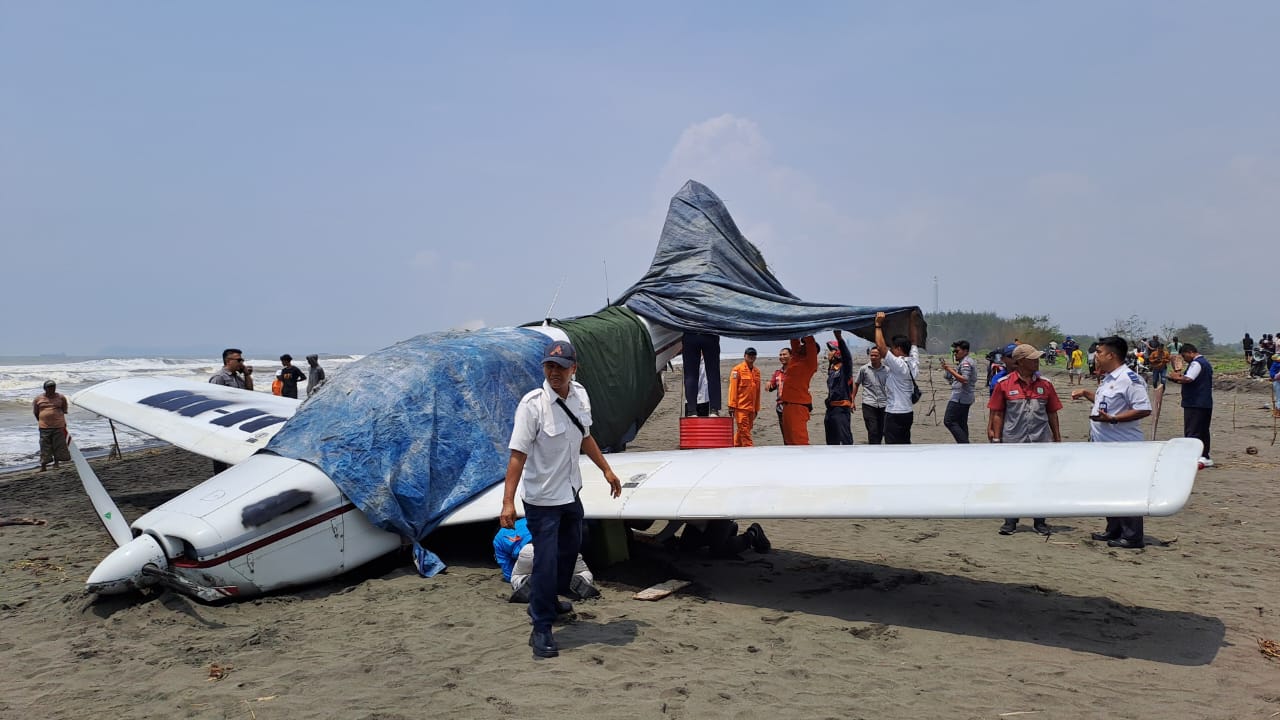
[69,437,133,547]
[70,436,171,595]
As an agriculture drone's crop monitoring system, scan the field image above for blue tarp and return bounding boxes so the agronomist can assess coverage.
[616,180,927,345]
[266,328,549,576]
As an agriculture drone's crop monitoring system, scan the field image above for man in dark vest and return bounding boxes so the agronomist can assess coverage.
[1167,342,1214,468]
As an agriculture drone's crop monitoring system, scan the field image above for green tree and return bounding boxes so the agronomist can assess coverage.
[924,311,1061,352]
[1172,323,1215,352]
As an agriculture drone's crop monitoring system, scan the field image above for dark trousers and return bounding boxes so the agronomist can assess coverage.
[862,405,886,445]
[1183,406,1213,458]
[824,406,853,445]
[884,411,913,445]
[1104,515,1144,542]
[943,401,971,444]
[523,494,585,632]
[680,520,750,556]
[682,333,721,415]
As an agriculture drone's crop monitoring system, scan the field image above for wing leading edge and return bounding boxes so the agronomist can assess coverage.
[71,377,300,465]
[441,439,1201,525]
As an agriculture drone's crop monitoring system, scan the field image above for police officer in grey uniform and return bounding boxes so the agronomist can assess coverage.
[1071,336,1152,549]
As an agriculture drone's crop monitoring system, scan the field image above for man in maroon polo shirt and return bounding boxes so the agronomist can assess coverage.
[987,343,1063,536]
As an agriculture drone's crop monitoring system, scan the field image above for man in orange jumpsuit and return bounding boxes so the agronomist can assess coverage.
[727,348,762,446]
[778,336,819,445]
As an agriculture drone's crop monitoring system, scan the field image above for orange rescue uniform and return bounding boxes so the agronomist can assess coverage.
[779,336,819,445]
[727,360,762,446]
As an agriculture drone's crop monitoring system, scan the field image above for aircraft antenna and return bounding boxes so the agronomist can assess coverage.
[604,260,611,306]
[543,272,568,325]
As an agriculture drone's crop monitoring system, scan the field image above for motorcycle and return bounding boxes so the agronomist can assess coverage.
[1249,347,1272,379]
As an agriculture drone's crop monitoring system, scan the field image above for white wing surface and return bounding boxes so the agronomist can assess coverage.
[71,377,300,465]
[441,439,1201,525]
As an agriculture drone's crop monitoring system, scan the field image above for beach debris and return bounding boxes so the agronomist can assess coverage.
[241,696,277,720]
[1246,446,1259,455]
[0,517,47,527]
[12,558,64,577]
[207,663,234,681]
[633,579,691,601]
[998,713,1041,717]
[1259,637,1280,661]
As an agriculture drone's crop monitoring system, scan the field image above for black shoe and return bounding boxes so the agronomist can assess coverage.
[1107,537,1144,549]
[569,575,600,600]
[1032,521,1051,536]
[746,523,771,553]
[530,629,559,658]
[556,599,574,614]
[998,521,1017,535]
[1090,532,1118,542]
[509,584,531,604]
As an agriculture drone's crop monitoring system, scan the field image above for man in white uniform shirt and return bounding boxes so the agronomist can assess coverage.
[500,340,622,658]
[1070,336,1152,549]
[873,311,920,444]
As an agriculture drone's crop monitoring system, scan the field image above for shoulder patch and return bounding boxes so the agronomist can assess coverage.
[1127,372,1142,383]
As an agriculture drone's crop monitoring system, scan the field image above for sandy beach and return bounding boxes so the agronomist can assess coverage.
[2,358,1278,719]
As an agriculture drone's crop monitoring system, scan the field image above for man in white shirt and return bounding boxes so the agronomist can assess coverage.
[500,340,622,659]
[1070,336,1152,549]
[873,311,920,444]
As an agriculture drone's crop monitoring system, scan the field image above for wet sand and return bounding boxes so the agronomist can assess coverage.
[2,358,1278,719]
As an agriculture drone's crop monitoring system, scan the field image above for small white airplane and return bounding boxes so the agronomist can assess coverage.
[67,181,1203,603]
[69,342,1202,602]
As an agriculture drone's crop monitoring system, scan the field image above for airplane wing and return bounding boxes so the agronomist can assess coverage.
[71,377,300,465]
[440,439,1201,525]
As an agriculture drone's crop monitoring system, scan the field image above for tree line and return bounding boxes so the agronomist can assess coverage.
[923,311,1220,354]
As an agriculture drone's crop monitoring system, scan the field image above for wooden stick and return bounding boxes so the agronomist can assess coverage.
[926,356,940,424]
[1271,389,1278,447]
[1232,390,1238,431]
[1148,384,1165,441]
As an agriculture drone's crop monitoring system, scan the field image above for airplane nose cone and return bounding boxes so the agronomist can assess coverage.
[87,533,168,595]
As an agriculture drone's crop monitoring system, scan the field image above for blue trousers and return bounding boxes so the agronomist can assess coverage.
[523,494,585,632]
[1150,367,1167,388]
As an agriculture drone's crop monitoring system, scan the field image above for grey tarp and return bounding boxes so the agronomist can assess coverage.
[616,180,927,345]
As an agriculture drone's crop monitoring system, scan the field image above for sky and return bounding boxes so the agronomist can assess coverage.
[3,2,1278,357]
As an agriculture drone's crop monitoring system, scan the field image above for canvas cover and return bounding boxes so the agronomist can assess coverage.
[545,306,663,452]
[616,180,926,345]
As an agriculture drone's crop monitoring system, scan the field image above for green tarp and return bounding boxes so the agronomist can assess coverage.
[538,306,663,451]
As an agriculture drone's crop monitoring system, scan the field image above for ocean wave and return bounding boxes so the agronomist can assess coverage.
[0,355,363,468]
